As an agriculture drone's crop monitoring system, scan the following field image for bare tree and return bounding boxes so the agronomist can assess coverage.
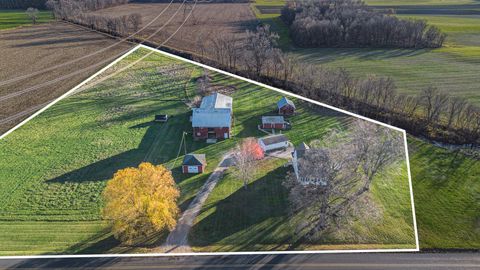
[243,25,279,77]
[421,86,449,126]
[233,138,264,189]
[285,120,404,239]
[128,13,142,32]
[26,7,39,24]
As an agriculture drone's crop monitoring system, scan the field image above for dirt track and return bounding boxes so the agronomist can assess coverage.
[0,22,133,134]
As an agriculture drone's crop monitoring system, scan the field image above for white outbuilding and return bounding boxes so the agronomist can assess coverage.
[258,134,289,152]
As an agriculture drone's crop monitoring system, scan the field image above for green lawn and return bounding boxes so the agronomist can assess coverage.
[0,46,417,255]
[0,9,53,30]
[409,137,480,249]
[0,48,222,255]
[189,82,414,251]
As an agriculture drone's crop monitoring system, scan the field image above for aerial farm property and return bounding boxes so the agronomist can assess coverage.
[0,46,416,255]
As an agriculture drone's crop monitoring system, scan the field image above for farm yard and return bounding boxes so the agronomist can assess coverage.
[89,2,256,54]
[0,46,416,255]
[251,0,480,105]
[0,21,133,134]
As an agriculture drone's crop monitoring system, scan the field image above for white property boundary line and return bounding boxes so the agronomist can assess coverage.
[0,44,419,259]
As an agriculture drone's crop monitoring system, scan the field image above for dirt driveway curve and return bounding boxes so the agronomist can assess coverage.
[163,152,234,253]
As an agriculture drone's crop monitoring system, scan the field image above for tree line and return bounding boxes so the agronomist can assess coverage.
[281,0,445,48]
[46,0,141,36]
[200,26,479,147]
[47,5,478,147]
[0,0,46,9]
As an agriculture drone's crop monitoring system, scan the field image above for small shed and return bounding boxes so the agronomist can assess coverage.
[277,97,296,116]
[155,114,169,122]
[182,153,207,174]
[258,134,289,152]
[261,116,287,130]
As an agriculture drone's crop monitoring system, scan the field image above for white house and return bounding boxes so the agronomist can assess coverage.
[258,134,289,152]
[291,142,327,186]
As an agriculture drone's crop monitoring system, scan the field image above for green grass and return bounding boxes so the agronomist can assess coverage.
[189,87,414,251]
[0,49,221,255]
[408,137,480,249]
[0,46,417,254]
[0,9,53,30]
[252,1,480,105]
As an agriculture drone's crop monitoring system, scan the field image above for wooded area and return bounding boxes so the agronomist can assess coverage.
[281,0,445,48]
[47,0,140,36]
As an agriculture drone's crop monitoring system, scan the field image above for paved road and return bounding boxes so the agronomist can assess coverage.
[162,153,234,253]
[0,253,478,269]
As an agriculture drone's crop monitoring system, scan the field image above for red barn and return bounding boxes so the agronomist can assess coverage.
[261,116,287,130]
[192,93,233,140]
[277,96,296,116]
[182,153,207,174]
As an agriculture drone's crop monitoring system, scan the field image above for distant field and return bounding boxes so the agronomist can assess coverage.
[0,22,132,135]
[251,0,480,105]
[90,3,256,54]
[0,9,52,30]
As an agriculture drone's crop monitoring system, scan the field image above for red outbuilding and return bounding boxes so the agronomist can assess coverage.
[277,96,296,116]
[261,116,287,130]
[182,153,207,174]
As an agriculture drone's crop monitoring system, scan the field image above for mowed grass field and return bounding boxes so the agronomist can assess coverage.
[408,137,480,249]
[0,48,214,255]
[189,73,414,251]
[0,46,416,255]
[0,9,53,30]
[252,0,480,105]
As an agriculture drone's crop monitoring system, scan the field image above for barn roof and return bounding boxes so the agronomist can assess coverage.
[259,134,288,146]
[192,108,232,127]
[200,92,232,110]
[277,96,295,109]
[193,92,233,128]
[262,116,285,124]
[183,153,207,166]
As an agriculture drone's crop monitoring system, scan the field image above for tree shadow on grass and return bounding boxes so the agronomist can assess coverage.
[189,165,293,252]
[412,140,477,189]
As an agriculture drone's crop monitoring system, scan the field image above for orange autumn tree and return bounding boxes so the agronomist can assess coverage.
[103,162,180,244]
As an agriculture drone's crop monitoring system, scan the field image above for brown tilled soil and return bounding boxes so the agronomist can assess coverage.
[0,3,254,135]
[90,3,256,53]
[0,22,133,135]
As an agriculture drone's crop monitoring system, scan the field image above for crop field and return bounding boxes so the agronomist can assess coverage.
[0,22,133,135]
[252,0,480,105]
[0,46,416,255]
[0,9,53,30]
[90,3,256,54]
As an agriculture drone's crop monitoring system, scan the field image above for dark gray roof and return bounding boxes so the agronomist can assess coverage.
[260,134,288,146]
[183,154,206,166]
[262,115,285,124]
[295,142,310,158]
[277,96,296,109]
